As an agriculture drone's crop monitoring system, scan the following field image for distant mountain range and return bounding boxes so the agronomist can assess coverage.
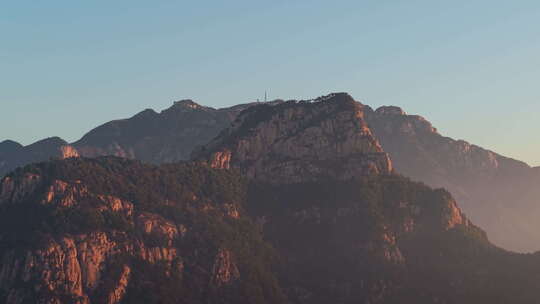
[0,137,79,176]
[72,100,260,163]
[363,105,540,252]
[1,93,539,252]
[2,93,540,303]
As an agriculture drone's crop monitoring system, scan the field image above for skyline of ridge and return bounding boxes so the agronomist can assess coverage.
[2,2,539,165]
[2,94,538,167]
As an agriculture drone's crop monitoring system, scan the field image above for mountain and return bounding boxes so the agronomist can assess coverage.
[194,93,540,303]
[0,157,285,304]
[194,93,392,183]
[1,93,540,303]
[0,100,260,178]
[2,93,539,252]
[0,100,247,178]
[72,100,267,164]
[0,137,78,177]
[363,105,540,252]
[0,140,23,171]
[0,140,23,156]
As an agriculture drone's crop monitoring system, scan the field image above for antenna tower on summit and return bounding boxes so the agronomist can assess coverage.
[264,91,267,102]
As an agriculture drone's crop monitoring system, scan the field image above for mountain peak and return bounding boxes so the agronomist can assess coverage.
[0,140,22,156]
[0,139,22,146]
[0,140,22,149]
[172,99,206,110]
[314,92,355,103]
[194,93,392,183]
[159,99,214,115]
[27,137,68,148]
[308,92,360,109]
[135,108,158,117]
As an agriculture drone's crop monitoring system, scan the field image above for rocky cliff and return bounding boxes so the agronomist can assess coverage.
[0,158,285,304]
[364,105,540,252]
[2,159,538,304]
[192,94,540,303]
[3,93,540,253]
[0,101,252,178]
[72,100,265,164]
[245,177,527,303]
[194,93,392,183]
[2,96,540,302]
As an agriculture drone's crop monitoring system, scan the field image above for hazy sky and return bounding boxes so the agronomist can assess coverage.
[1,1,539,165]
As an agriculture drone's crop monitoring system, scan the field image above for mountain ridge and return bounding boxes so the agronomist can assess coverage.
[2,93,539,251]
[363,103,540,251]
[193,93,393,183]
[71,100,271,164]
[2,98,540,302]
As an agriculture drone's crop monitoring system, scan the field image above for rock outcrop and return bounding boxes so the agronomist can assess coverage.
[364,105,540,252]
[0,137,79,177]
[2,109,540,303]
[195,93,392,183]
[0,100,271,178]
[243,158,534,303]
[60,145,80,159]
[63,94,540,251]
[4,93,540,252]
[0,158,286,304]
[72,100,266,164]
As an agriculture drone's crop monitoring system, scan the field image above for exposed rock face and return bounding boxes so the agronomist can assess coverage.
[60,145,80,159]
[69,94,540,251]
[375,106,407,116]
[190,93,531,302]
[2,92,539,251]
[0,173,42,204]
[72,100,265,164]
[3,93,539,252]
[0,158,286,304]
[0,173,155,303]
[364,105,540,252]
[195,93,392,183]
[0,101,271,178]
[3,156,527,304]
[246,173,540,303]
[364,105,515,194]
[0,137,79,177]
[106,265,130,304]
[210,249,240,287]
[2,111,540,303]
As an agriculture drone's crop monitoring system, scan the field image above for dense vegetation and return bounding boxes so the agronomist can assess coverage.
[248,176,540,304]
[1,157,245,248]
[1,157,540,303]
[0,157,286,304]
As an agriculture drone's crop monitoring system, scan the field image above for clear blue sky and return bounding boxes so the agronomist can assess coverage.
[1,1,539,165]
